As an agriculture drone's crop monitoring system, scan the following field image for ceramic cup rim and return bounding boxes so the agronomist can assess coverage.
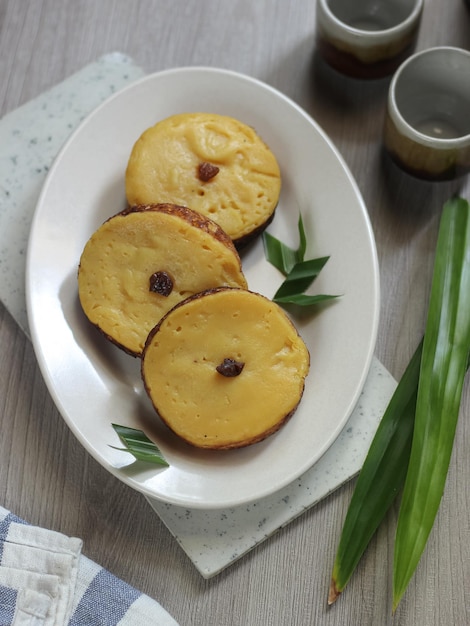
[318,0,424,40]
[388,46,470,148]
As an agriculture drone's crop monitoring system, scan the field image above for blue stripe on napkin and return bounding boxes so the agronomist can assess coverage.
[0,586,17,623]
[0,512,27,559]
[69,568,141,626]
[0,505,179,625]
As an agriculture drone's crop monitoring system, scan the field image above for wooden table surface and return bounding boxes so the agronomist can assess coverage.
[1,1,469,624]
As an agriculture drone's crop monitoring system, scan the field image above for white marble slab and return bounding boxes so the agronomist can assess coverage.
[0,53,397,579]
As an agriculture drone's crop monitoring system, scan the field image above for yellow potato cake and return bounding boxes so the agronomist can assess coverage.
[141,287,310,449]
[78,204,247,357]
[125,112,281,247]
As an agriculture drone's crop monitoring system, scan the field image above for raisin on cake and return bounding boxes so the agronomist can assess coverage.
[78,204,247,357]
[125,112,281,248]
[141,287,310,449]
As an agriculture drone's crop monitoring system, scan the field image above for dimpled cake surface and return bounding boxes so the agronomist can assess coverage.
[77,204,247,357]
[141,287,310,449]
[125,112,281,247]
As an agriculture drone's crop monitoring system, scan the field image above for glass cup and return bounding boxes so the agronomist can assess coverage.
[383,47,470,180]
[316,0,424,79]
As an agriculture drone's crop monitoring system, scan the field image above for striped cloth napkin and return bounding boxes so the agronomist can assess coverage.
[0,507,178,625]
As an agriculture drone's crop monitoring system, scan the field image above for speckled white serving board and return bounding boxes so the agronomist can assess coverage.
[0,52,145,336]
[0,53,397,578]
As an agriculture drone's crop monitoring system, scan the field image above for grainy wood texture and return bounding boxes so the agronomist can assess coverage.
[1,1,469,624]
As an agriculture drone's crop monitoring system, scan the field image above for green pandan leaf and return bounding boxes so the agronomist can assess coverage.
[110,424,169,467]
[263,213,339,307]
[262,213,307,274]
[273,257,331,299]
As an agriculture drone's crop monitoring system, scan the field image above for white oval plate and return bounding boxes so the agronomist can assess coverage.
[26,67,379,509]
